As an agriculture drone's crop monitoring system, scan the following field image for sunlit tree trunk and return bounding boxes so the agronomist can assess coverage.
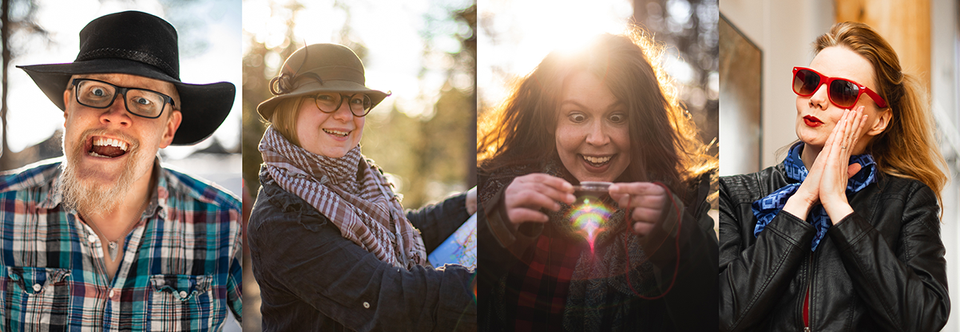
[0,0,9,170]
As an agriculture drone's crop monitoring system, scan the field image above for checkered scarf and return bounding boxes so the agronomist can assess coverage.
[752,142,877,251]
[259,127,426,269]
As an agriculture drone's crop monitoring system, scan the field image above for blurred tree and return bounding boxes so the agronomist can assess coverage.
[241,0,302,197]
[458,4,477,188]
[365,2,476,206]
[633,0,719,156]
[0,0,50,170]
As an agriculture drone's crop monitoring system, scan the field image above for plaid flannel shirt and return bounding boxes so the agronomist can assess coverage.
[508,222,585,332]
[0,158,242,331]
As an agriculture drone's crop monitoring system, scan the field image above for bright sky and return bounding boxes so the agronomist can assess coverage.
[478,0,633,110]
[477,0,708,112]
[242,0,472,120]
[5,0,241,159]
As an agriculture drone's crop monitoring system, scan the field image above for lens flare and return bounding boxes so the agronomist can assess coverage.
[567,195,613,252]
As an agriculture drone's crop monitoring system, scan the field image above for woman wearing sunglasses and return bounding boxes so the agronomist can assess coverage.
[719,22,949,331]
[247,44,477,331]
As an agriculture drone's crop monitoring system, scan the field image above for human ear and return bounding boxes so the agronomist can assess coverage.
[159,110,183,148]
[866,108,892,136]
[62,90,71,121]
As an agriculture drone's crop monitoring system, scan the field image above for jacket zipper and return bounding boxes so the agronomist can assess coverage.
[804,254,813,332]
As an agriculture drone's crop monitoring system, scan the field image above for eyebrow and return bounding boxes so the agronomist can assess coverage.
[559,99,625,111]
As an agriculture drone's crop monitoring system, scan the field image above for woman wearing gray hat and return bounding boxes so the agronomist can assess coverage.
[247,44,477,331]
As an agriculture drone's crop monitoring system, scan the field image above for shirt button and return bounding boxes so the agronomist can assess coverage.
[87,234,98,243]
[363,301,370,309]
[32,284,41,292]
[109,289,115,298]
[179,291,188,298]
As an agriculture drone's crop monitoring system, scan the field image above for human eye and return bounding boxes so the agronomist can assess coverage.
[134,97,153,106]
[127,90,161,106]
[315,93,337,101]
[80,82,112,99]
[608,112,627,124]
[349,96,366,105]
[567,112,587,123]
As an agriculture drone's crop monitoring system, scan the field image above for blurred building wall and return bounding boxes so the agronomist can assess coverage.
[720,0,834,167]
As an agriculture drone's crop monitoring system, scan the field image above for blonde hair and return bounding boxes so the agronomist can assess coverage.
[815,22,947,205]
[267,97,308,147]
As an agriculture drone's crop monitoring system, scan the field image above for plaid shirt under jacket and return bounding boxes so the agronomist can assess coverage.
[0,158,242,331]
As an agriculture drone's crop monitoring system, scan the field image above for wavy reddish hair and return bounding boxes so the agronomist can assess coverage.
[478,29,716,202]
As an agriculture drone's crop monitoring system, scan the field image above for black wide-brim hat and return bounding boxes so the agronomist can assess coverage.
[17,11,235,146]
[257,43,390,121]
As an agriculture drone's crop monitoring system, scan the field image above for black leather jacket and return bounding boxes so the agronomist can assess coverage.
[719,162,949,331]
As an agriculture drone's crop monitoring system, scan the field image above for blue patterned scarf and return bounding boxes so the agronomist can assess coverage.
[752,143,877,251]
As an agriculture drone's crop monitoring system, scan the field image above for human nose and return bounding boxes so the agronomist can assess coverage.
[584,120,609,146]
[809,83,829,110]
[331,97,354,121]
[98,93,131,127]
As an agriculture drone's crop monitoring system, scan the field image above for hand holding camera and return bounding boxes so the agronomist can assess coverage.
[504,175,667,238]
[609,182,667,236]
[502,173,575,227]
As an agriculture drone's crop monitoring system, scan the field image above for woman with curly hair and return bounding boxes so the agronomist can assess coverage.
[477,30,719,331]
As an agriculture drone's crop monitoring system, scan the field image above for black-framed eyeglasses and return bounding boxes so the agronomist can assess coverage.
[71,78,176,119]
[312,92,374,117]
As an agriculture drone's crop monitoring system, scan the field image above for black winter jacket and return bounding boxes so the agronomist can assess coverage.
[719,162,949,331]
[248,171,478,331]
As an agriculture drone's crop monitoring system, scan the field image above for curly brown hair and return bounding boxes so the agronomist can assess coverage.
[477,29,717,202]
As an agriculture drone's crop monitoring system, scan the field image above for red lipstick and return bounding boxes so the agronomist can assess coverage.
[803,115,823,128]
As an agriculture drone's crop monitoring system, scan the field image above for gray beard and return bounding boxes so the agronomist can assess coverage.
[59,147,147,219]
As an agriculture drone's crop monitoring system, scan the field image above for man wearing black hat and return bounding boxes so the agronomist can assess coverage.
[0,11,241,331]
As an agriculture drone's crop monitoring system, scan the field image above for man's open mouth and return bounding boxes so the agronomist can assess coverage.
[88,136,130,158]
[581,154,613,167]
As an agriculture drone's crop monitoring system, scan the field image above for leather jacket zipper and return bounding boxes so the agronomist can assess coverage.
[804,254,813,332]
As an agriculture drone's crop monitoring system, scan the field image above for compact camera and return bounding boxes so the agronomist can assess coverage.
[572,181,613,205]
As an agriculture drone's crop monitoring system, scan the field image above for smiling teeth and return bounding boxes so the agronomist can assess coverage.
[583,155,612,164]
[323,129,350,137]
[93,137,129,151]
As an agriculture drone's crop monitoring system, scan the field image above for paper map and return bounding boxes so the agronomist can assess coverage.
[428,213,477,269]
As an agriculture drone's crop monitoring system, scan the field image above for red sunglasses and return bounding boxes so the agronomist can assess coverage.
[792,67,888,108]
